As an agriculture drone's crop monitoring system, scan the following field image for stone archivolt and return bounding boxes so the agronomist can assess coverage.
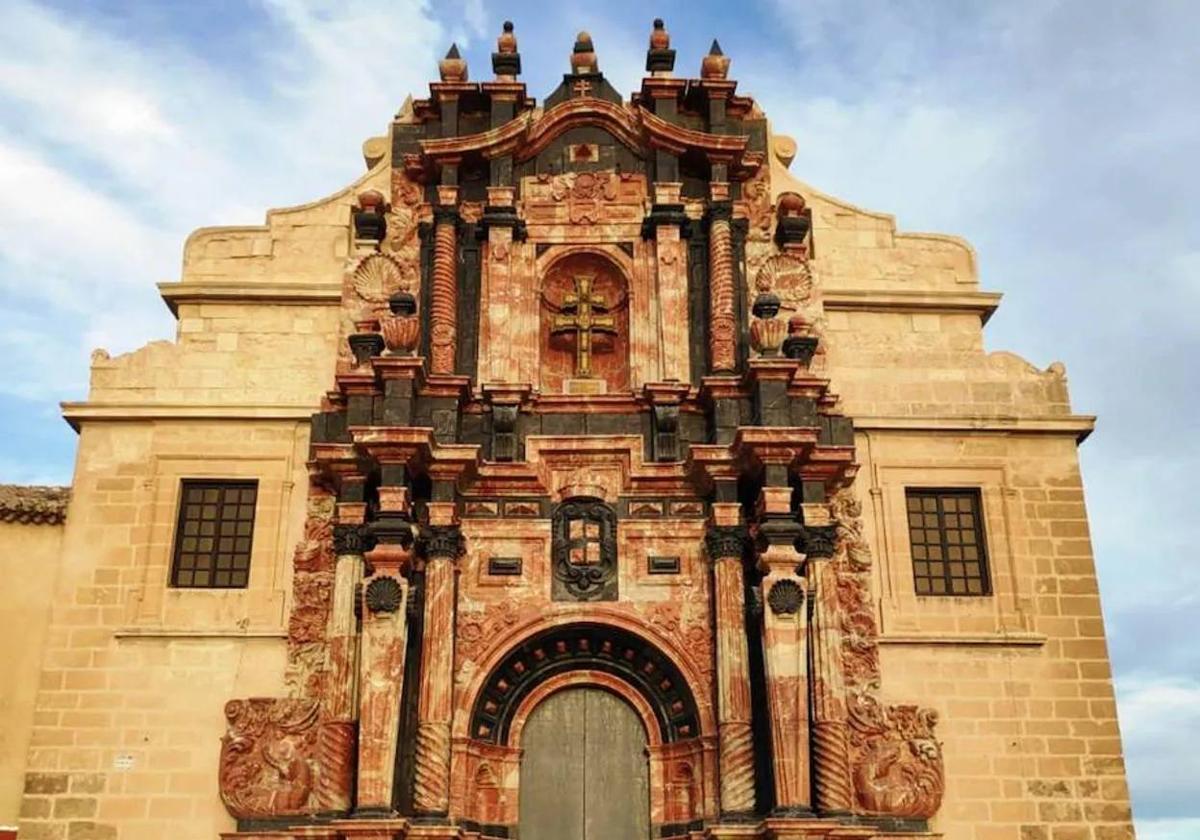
[216,21,946,840]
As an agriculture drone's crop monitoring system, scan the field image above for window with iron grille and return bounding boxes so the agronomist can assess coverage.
[905,488,990,596]
[170,480,258,589]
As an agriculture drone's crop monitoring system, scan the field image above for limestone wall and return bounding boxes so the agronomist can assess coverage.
[854,430,1132,840]
[0,521,63,827]
[14,420,310,840]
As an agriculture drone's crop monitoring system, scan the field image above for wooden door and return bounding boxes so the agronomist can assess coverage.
[518,687,650,840]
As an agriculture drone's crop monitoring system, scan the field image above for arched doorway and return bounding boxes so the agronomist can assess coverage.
[518,687,649,840]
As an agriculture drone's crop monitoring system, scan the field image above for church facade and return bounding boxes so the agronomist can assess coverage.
[4,20,1135,840]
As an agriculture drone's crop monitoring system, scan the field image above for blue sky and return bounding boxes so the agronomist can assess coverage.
[0,1,1195,835]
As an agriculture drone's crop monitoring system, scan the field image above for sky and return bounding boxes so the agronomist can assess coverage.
[0,0,1195,835]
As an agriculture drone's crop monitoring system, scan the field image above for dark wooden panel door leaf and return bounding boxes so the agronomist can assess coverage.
[518,687,650,840]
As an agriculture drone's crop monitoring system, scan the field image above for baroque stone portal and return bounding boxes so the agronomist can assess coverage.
[215,19,945,840]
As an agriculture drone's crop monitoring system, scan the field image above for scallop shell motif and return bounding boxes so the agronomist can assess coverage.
[352,253,405,304]
[754,253,812,298]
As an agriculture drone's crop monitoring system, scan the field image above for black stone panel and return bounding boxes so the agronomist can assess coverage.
[754,380,791,427]
[457,222,481,381]
[687,227,710,387]
[390,123,426,166]
[788,396,818,428]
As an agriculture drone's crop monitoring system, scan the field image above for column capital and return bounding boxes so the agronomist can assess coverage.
[333,523,372,556]
[705,524,749,561]
[797,524,838,559]
[420,524,465,561]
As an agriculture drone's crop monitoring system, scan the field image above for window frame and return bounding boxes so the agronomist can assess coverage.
[904,487,992,597]
[169,478,259,590]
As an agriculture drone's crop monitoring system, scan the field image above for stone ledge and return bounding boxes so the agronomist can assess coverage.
[823,288,1002,323]
[114,626,287,640]
[854,414,1095,442]
[158,280,342,316]
[878,632,1047,648]
[61,401,317,429]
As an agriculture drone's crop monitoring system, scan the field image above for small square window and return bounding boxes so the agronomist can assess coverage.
[170,479,258,589]
[905,488,990,597]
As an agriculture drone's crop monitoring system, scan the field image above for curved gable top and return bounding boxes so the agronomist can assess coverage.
[416,97,759,176]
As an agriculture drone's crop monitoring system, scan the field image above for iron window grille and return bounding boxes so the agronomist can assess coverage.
[170,479,258,589]
[905,488,991,596]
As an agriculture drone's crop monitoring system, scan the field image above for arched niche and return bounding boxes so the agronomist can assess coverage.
[538,249,630,394]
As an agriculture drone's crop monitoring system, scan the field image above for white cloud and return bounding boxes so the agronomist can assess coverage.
[1137,819,1200,840]
[1116,677,1200,822]
[0,0,448,403]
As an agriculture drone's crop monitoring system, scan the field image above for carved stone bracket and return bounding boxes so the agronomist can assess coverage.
[847,693,945,820]
[219,698,320,819]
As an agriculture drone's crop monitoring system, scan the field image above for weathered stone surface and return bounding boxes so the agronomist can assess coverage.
[1,20,1133,840]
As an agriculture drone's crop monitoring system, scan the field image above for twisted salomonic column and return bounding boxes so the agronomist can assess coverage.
[803,525,854,814]
[707,202,737,373]
[413,523,464,814]
[706,523,756,815]
[317,522,366,813]
[430,206,459,375]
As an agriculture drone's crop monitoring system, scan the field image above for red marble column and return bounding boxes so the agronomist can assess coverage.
[355,536,412,812]
[317,522,366,813]
[413,518,464,815]
[705,516,756,815]
[429,195,459,376]
[755,485,814,813]
[758,550,812,812]
[707,203,737,373]
[808,553,854,813]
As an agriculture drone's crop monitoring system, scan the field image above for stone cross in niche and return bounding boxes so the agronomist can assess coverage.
[551,274,616,378]
[572,78,593,97]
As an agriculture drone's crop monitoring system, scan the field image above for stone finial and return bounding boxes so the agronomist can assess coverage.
[493,20,522,78]
[498,20,517,53]
[354,189,388,242]
[749,292,785,356]
[782,314,818,365]
[649,18,670,50]
[571,31,598,74]
[646,18,676,75]
[777,191,807,218]
[701,39,731,80]
[381,290,419,355]
[775,191,812,248]
[439,43,468,83]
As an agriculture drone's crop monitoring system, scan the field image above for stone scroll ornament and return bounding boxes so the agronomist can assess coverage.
[219,698,321,818]
[831,487,946,819]
[284,493,336,698]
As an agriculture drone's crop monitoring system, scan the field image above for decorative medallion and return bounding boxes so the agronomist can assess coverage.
[364,576,403,614]
[551,498,618,601]
[767,579,804,615]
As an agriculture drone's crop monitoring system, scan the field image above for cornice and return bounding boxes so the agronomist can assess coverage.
[855,415,1096,442]
[821,288,1002,324]
[61,401,316,431]
[158,281,342,316]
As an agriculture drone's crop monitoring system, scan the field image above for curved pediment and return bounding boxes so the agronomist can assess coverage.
[416,96,761,177]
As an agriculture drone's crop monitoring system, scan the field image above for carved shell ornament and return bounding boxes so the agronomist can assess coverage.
[756,253,812,298]
[353,253,406,305]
